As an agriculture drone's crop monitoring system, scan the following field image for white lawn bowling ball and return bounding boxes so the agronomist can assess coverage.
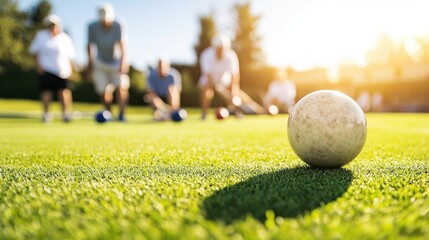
[232,96,242,106]
[215,107,230,120]
[95,110,112,123]
[268,105,279,115]
[287,90,367,168]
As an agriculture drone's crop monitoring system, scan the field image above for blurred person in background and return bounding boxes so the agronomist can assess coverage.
[356,90,371,112]
[263,69,296,113]
[371,92,383,112]
[87,2,129,121]
[29,14,76,123]
[198,34,265,120]
[144,58,182,121]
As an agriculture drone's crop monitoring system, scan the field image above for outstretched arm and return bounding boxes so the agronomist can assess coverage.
[167,85,181,110]
[118,40,128,73]
[86,42,95,81]
[33,54,43,75]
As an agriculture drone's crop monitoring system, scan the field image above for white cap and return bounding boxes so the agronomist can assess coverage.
[43,14,61,26]
[158,56,170,65]
[98,2,115,22]
[211,34,231,49]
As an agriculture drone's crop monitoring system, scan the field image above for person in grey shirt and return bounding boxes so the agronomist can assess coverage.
[87,2,129,121]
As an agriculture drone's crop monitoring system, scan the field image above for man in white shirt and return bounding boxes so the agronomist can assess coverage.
[198,34,265,119]
[29,14,76,122]
[264,70,297,113]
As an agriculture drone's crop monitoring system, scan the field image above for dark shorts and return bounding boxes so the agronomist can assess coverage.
[159,95,168,103]
[39,72,69,93]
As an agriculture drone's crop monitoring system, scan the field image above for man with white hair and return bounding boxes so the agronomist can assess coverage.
[87,2,129,121]
[198,34,265,120]
[29,14,76,123]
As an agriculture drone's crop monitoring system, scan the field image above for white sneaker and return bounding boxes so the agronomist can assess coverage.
[42,113,52,123]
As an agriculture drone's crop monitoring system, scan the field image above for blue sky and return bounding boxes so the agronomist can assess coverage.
[18,0,429,71]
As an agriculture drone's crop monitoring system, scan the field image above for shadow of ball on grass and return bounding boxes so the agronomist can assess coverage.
[202,166,353,224]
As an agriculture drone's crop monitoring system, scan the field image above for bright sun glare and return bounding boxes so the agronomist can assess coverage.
[267,0,429,70]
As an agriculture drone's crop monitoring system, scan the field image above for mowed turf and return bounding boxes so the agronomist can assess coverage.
[0,100,428,239]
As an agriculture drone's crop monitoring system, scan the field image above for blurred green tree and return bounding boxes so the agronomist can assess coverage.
[231,1,273,99]
[193,13,216,83]
[0,0,51,72]
[232,1,264,72]
[28,0,51,29]
[0,0,29,72]
[129,65,146,91]
[366,33,414,75]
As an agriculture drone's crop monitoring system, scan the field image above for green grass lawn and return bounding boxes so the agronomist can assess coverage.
[0,99,428,239]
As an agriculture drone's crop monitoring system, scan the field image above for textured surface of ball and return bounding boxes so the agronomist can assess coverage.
[171,109,188,122]
[95,110,112,123]
[287,90,367,168]
[215,107,230,120]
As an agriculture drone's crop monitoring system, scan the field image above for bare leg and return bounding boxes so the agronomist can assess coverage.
[117,87,128,119]
[40,90,52,122]
[58,88,73,121]
[102,91,113,112]
[200,85,214,120]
